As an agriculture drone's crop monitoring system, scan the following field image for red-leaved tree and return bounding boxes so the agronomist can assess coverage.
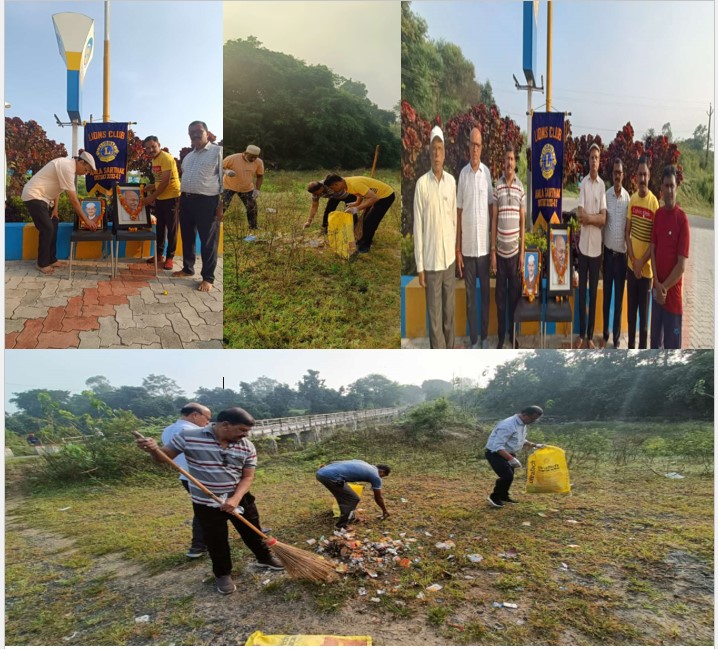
[5,117,68,196]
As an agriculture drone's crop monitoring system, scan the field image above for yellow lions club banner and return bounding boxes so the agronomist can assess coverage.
[84,122,129,197]
[531,112,564,232]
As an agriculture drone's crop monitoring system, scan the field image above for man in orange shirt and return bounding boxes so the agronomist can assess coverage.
[222,145,264,230]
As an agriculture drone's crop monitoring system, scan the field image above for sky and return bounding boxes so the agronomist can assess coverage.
[3,349,529,411]
[4,1,223,157]
[411,1,715,142]
[223,1,400,111]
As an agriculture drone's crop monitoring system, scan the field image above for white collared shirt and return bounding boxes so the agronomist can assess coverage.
[457,161,493,257]
[181,142,222,195]
[578,173,607,257]
[413,168,457,273]
[604,185,630,253]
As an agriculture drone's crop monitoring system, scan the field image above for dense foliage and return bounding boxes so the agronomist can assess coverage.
[224,37,399,170]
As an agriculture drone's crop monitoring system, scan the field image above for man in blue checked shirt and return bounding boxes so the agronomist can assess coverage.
[484,406,544,508]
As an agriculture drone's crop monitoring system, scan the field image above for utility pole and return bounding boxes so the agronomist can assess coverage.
[705,103,712,167]
[103,1,110,122]
[546,1,552,112]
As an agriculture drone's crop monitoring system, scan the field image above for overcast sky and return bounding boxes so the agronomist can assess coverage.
[4,1,223,157]
[223,1,400,111]
[411,1,714,141]
[4,349,531,411]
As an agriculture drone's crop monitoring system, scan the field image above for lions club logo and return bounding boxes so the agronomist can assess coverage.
[540,143,557,180]
[96,140,119,163]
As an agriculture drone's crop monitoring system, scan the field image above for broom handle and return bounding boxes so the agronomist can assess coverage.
[370,145,380,177]
[132,431,268,540]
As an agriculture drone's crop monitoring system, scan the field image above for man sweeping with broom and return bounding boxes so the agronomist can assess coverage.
[136,407,285,595]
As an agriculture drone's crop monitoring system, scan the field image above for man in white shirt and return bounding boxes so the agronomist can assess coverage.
[161,403,212,558]
[456,128,493,349]
[413,125,457,349]
[602,159,630,348]
[173,120,223,292]
[21,151,98,273]
[576,142,607,348]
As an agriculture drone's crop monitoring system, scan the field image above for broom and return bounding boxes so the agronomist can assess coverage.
[132,431,338,583]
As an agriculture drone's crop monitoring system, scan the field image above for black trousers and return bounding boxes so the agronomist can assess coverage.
[192,492,271,577]
[322,194,357,229]
[602,248,627,345]
[24,199,58,268]
[626,271,651,349]
[463,254,491,344]
[357,193,395,251]
[485,450,515,501]
[181,480,206,550]
[578,252,601,339]
[316,475,361,527]
[155,197,179,259]
[179,193,220,283]
[495,253,521,345]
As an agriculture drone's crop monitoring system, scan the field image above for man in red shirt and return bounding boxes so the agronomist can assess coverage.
[650,166,690,349]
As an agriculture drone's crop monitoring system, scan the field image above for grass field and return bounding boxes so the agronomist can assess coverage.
[5,422,713,646]
[223,170,401,348]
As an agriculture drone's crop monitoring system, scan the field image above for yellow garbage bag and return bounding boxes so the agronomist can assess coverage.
[246,631,372,645]
[332,482,364,517]
[327,210,356,259]
[526,445,571,494]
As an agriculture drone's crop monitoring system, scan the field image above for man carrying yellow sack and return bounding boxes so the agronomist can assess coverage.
[485,406,544,508]
[316,460,391,529]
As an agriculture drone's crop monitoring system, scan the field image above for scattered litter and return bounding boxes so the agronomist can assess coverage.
[57,506,71,511]
[503,602,518,609]
[463,575,476,580]
[467,554,484,563]
[134,615,150,623]
[262,578,271,585]
[265,208,277,213]
[370,597,381,603]
[306,538,316,546]
[565,519,579,524]
[537,512,547,518]
[335,563,349,574]
[426,583,443,592]
[559,586,567,591]
[498,548,519,559]
[549,508,559,512]
[416,592,425,599]
[521,522,531,527]
[63,632,78,641]
[435,541,455,550]
[397,558,412,568]
[446,555,455,561]
[559,562,569,571]
[664,472,685,479]
[376,590,386,596]
[243,235,257,242]
[399,532,406,537]
[358,588,367,596]
[492,602,503,608]
[400,498,408,503]
[567,544,579,548]
[424,531,433,537]
[406,538,417,543]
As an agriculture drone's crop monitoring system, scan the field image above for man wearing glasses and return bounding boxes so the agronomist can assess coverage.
[161,403,212,559]
[138,407,284,596]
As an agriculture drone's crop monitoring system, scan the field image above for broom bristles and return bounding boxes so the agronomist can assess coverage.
[270,540,339,583]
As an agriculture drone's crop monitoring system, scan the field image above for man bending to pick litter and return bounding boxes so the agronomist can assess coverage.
[316,460,390,529]
[484,406,544,508]
[137,407,284,595]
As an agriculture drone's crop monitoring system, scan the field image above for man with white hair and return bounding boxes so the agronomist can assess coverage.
[413,125,457,349]
[222,144,264,229]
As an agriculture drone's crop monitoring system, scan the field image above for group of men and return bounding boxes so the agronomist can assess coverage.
[20,120,223,292]
[137,404,391,595]
[413,125,526,349]
[412,125,691,350]
[579,144,690,349]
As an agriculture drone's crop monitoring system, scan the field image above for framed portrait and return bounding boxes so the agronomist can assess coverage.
[548,225,572,296]
[114,184,150,228]
[76,198,106,231]
[522,248,541,300]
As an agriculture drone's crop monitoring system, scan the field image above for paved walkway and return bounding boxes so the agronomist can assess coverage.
[5,257,223,349]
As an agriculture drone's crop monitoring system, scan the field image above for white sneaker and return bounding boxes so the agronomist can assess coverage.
[487,496,504,508]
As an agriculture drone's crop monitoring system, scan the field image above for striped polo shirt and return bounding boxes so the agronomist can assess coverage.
[493,175,525,258]
[166,424,257,507]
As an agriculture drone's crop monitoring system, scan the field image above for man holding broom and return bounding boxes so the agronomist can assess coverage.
[136,407,284,595]
[485,406,544,508]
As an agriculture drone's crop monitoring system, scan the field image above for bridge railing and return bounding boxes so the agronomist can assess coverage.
[250,408,401,438]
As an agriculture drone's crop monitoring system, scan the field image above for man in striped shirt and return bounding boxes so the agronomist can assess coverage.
[602,159,630,348]
[491,145,526,348]
[137,407,283,595]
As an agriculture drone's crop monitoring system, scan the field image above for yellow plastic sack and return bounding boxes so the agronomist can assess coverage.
[526,445,571,494]
[327,210,356,259]
[246,631,372,646]
[332,482,364,517]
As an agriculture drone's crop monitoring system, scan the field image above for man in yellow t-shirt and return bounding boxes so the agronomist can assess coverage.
[222,144,264,230]
[624,156,659,349]
[325,174,395,253]
[143,136,181,270]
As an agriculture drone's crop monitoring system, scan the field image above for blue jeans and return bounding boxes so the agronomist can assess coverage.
[650,299,682,349]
